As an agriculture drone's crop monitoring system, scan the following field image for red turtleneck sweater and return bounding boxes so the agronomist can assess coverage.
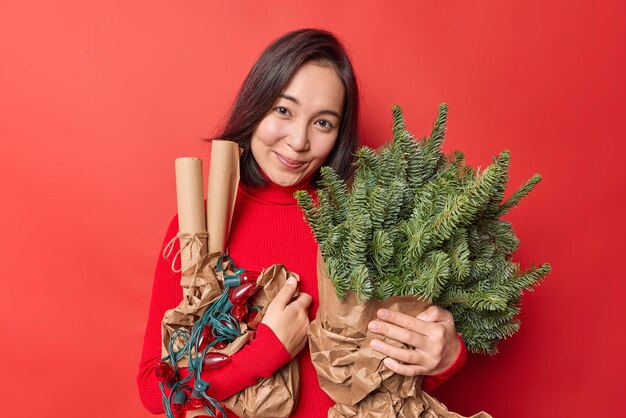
[137,178,466,417]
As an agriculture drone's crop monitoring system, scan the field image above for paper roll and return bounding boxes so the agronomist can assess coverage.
[175,157,207,292]
[206,140,241,253]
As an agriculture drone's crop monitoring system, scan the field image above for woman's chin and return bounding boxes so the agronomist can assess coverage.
[273,176,302,187]
[267,170,309,188]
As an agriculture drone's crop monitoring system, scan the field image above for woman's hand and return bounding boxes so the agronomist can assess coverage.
[261,276,312,358]
[368,305,460,376]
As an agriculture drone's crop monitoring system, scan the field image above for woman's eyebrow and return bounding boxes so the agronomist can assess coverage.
[279,94,342,119]
[318,109,342,120]
[280,94,300,104]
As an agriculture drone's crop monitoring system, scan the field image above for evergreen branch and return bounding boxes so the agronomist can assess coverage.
[510,263,551,292]
[351,264,374,300]
[325,256,350,300]
[392,104,407,143]
[499,174,542,216]
[294,190,323,246]
[413,250,451,301]
[372,230,394,273]
[448,229,471,283]
[319,166,349,225]
[430,103,448,148]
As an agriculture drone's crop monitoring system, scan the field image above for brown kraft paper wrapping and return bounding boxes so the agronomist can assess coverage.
[309,249,491,418]
[207,140,241,254]
[220,265,301,418]
[174,157,209,297]
[162,258,300,417]
[161,142,300,418]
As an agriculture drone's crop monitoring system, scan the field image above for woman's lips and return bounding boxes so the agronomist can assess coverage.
[276,153,306,169]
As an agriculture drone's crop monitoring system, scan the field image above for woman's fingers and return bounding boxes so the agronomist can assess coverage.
[261,277,311,357]
[369,306,460,376]
[416,305,453,323]
[290,292,313,310]
[382,357,428,377]
[270,276,300,309]
[376,308,434,336]
[370,338,424,364]
[368,318,430,348]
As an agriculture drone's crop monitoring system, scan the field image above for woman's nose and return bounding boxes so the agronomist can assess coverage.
[286,121,310,152]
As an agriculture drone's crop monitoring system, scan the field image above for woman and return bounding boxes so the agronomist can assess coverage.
[137,28,466,417]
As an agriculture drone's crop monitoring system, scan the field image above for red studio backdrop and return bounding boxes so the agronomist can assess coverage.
[1,1,624,417]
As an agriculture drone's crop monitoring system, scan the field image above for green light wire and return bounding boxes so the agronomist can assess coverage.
[160,255,249,418]
[160,329,193,418]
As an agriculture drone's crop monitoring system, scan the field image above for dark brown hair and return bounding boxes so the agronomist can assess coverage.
[213,28,360,187]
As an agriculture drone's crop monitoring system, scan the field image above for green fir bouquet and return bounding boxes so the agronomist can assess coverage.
[296,104,550,355]
[294,104,549,418]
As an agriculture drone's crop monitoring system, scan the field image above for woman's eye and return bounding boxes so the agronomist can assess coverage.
[275,106,290,116]
[316,119,334,129]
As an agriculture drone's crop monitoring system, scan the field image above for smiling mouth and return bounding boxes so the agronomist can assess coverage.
[276,153,306,169]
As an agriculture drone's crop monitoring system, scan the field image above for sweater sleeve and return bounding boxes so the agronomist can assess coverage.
[421,334,467,393]
[136,215,291,414]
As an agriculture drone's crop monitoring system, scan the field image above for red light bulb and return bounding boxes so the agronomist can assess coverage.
[231,304,248,322]
[155,361,176,384]
[214,340,227,350]
[220,319,235,331]
[171,402,186,418]
[203,352,231,370]
[189,395,205,409]
[198,325,215,352]
[246,309,260,330]
[171,390,188,418]
[228,283,256,305]
[240,270,260,284]
[195,405,224,418]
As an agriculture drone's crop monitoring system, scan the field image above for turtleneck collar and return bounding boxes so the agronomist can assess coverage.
[239,170,316,206]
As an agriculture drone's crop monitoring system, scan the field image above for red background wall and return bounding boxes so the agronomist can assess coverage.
[1,1,624,417]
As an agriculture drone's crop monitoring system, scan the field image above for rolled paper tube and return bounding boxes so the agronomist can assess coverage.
[175,158,207,292]
[206,140,241,253]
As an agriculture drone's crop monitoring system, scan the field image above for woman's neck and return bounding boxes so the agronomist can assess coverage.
[239,170,316,205]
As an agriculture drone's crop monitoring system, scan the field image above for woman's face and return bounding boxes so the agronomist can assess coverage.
[251,61,346,187]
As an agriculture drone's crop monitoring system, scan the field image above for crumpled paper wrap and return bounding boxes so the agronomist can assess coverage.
[160,142,299,418]
[309,249,491,418]
[221,264,301,417]
[161,256,300,418]
[329,391,492,418]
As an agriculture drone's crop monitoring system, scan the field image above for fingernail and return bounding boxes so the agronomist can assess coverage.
[370,339,382,349]
[286,277,297,285]
[417,312,428,320]
[377,309,388,319]
[369,321,380,331]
